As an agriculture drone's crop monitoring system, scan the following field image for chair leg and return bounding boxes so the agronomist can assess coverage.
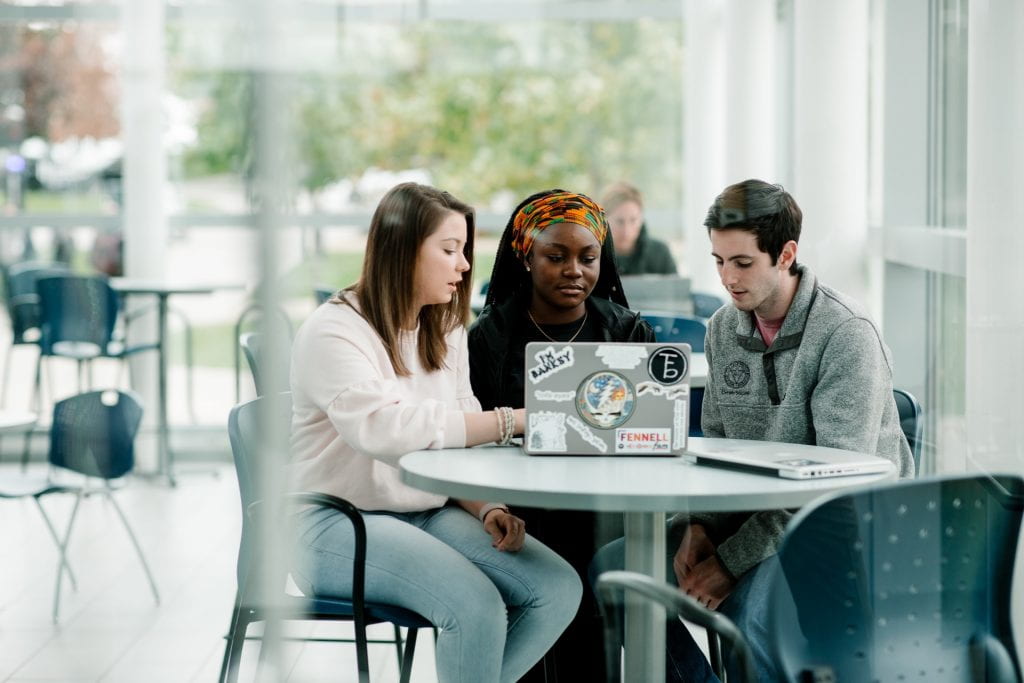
[33,497,77,590]
[1,343,12,408]
[392,624,404,671]
[398,627,419,683]
[708,630,725,681]
[170,306,197,424]
[218,603,250,683]
[53,489,85,623]
[354,617,371,683]
[103,488,160,605]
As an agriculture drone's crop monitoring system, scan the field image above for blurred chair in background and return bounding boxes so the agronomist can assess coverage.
[691,291,725,319]
[34,274,157,410]
[893,388,924,473]
[642,313,707,352]
[1,261,70,408]
[0,390,159,623]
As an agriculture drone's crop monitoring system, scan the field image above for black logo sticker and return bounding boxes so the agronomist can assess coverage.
[724,361,751,389]
[647,347,688,385]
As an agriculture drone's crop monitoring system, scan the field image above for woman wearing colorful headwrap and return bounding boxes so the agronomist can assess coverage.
[468,189,654,683]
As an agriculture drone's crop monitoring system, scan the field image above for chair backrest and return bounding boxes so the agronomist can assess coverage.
[314,286,335,305]
[642,313,707,352]
[240,331,291,397]
[36,274,120,354]
[691,291,725,319]
[48,390,144,479]
[4,262,71,343]
[893,388,923,473]
[689,386,704,437]
[228,393,293,585]
[769,474,1024,683]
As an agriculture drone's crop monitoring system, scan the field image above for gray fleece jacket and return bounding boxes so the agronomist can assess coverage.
[675,264,914,578]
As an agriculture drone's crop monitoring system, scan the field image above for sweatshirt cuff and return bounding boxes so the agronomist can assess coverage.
[441,410,467,448]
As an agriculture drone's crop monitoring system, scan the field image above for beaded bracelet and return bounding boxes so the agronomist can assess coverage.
[496,406,514,446]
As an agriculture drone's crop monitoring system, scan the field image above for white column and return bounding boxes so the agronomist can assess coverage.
[965,0,1024,474]
[121,0,166,472]
[791,0,870,307]
[683,0,725,293]
[722,0,776,182]
[121,0,167,282]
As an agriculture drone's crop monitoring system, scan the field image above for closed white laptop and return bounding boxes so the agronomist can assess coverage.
[687,439,894,479]
[524,341,691,456]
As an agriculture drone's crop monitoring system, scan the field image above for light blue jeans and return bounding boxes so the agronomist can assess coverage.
[292,504,582,683]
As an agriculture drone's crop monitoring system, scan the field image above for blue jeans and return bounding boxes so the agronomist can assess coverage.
[292,504,582,683]
[589,533,780,683]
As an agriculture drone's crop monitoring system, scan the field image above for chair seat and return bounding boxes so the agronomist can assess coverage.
[264,593,432,629]
[0,472,63,498]
[51,340,104,360]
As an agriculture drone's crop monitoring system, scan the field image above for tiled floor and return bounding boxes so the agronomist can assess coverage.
[0,463,437,682]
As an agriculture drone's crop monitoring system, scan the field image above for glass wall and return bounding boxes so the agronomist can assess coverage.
[0,0,685,429]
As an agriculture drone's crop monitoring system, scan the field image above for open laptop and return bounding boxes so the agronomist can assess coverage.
[688,440,894,479]
[524,341,690,456]
[620,275,694,316]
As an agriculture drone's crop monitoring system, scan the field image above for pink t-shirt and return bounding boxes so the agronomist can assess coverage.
[754,313,785,347]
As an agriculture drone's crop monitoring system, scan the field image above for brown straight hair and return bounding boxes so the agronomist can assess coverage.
[341,182,475,376]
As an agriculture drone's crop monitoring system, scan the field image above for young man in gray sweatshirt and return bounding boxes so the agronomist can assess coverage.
[592,179,914,682]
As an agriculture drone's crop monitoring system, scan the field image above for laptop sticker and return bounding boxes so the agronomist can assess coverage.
[528,345,575,385]
[576,371,636,429]
[567,415,609,453]
[595,344,649,369]
[534,390,575,402]
[616,428,672,454]
[648,346,688,385]
[528,412,568,451]
[636,381,690,401]
[673,400,688,449]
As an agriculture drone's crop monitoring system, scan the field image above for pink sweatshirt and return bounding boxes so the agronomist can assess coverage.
[289,292,480,512]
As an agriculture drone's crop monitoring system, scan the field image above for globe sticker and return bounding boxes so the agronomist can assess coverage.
[647,346,688,385]
[576,371,636,429]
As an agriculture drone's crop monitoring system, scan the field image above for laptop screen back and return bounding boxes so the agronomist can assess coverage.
[523,341,690,456]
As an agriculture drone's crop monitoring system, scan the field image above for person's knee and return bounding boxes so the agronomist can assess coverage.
[587,536,626,594]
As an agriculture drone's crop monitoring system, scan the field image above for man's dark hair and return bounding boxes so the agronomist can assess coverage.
[704,179,802,275]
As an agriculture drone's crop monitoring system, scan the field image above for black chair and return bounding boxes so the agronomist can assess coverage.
[597,473,1024,683]
[691,291,725,319]
[0,390,160,623]
[689,386,704,437]
[893,388,924,473]
[1,261,70,408]
[221,394,430,683]
[642,313,707,352]
[34,274,157,402]
[313,285,335,305]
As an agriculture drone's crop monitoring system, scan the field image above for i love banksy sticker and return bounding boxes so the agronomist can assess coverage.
[528,345,574,384]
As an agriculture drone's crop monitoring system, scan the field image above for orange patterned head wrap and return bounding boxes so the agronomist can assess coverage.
[509,191,608,263]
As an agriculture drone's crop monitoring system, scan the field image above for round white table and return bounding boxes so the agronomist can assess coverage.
[0,411,37,434]
[111,278,242,485]
[400,439,895,682]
